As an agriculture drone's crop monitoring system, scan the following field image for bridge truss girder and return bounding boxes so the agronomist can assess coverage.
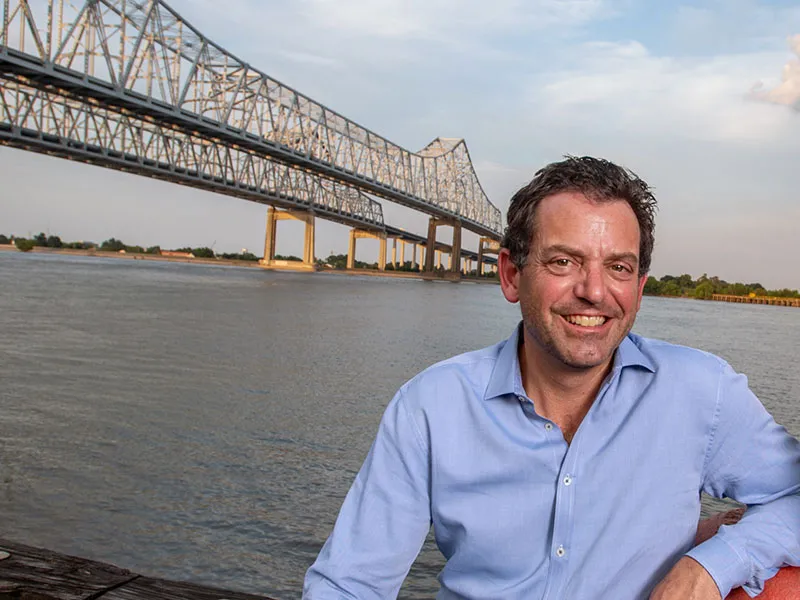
[0,0,502,238]
[0,75,385,230]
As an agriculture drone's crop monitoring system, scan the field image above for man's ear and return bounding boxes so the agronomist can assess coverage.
[498,249,521,304]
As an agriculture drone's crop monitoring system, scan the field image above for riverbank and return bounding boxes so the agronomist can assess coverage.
[0,244,500,283]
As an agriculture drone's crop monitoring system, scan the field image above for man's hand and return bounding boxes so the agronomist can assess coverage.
[650,557,722,600]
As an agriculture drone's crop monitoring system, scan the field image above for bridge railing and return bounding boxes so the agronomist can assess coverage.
[0,0,502,236]
[0,77,384,228]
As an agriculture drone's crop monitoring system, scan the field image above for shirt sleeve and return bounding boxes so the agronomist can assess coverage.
[686,360,800,598]
[303,387,432,599]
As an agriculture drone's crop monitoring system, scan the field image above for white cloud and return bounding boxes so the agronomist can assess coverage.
[297,0,609,39]
[530,41,798,144]
[750,34,800,110]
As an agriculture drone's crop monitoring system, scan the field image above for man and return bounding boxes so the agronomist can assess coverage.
[303,156,800,599]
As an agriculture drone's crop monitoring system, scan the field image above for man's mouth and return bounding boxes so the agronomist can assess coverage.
[564,315,607,327]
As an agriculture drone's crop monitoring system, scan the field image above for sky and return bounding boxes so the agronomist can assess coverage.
[1,0,799,289]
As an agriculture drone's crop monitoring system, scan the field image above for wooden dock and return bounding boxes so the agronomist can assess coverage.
[0,538,277,600]
[712,294,800,307]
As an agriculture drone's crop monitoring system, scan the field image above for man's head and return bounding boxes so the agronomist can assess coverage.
[498,156,658,372]
[502,156,657,276]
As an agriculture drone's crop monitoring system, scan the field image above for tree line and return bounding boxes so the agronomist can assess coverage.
[0,233,259,261]
[645,274,800,299]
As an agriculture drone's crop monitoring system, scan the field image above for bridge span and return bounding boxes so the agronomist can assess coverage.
[0,0,503,277]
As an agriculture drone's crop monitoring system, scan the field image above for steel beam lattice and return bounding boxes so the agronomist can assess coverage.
[0,0,503,238]
[0,78,384,228]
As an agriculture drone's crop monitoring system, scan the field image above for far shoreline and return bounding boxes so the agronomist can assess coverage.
[2,245,797,303]
[0,244,499,284]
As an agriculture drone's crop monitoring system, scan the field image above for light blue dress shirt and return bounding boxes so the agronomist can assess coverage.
[304,325,800,599]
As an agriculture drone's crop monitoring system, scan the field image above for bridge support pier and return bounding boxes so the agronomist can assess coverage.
[425,217,463,280]
[477,237,501,276]
[260,207,316,271]
[348,228,387,270]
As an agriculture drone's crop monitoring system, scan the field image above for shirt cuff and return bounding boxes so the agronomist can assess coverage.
[686,534,751,598]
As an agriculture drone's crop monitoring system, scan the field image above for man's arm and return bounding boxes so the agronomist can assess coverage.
[303,387,432,599]
[683,361,800,598]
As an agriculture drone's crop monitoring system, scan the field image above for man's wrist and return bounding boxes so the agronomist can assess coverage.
[686,535,750,598]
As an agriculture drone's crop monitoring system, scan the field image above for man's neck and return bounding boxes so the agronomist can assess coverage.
[518,332,614,443]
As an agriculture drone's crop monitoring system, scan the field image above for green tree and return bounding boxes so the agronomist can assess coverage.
[14,238,35,252]
[694,281,714,300]
[191,247,215,258]
[46,235,63,248]
[100,238,125,251]
[0,234,9,244]
[33,232,48,246]
[643,276,662,295]
[661,281,681,297]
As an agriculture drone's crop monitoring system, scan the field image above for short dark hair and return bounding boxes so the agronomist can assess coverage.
[501,156,657,275]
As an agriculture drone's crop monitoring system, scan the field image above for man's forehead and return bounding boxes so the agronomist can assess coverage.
[532,193,641,252]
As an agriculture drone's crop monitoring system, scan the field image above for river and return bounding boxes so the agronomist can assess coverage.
[1,252,798,599]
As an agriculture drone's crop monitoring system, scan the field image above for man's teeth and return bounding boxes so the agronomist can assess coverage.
[565,315,607,327]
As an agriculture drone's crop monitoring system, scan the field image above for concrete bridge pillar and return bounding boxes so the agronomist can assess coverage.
[347,228,387,270]
[378,235,387,271]
[477,237,501,276]
[450,221,462,275]
[411,243,417,270]
[347,229,357,269]
[391,238,397,268]
[424,217,463,278]
[260,206,316,271]
[425,218,437,272]
[399,240,406,268]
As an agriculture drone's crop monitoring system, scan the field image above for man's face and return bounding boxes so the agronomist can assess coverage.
[499,191,647,371]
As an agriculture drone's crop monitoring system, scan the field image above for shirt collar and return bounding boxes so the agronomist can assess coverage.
[483,322,655,401]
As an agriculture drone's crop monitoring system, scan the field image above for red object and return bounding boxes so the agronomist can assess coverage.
[726,566,800,599]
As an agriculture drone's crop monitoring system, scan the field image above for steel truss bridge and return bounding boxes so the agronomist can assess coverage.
[0,0,503,272]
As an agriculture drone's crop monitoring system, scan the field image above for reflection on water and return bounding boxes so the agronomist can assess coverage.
[1,253,797,598]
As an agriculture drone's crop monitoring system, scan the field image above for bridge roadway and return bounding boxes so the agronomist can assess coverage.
[0,0,503,277]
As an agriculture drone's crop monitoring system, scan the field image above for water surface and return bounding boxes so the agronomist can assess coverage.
[1,253,797,598]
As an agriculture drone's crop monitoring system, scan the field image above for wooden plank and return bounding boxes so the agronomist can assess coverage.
[0,539,278,600]
[0,538,136,599]
[103,576,275,600]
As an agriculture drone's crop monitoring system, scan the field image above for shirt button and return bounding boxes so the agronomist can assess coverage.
[544,423,553,431]
[563,475,572,486]
[556,545,566,558]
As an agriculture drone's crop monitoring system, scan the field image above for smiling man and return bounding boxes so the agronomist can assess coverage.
[303,157,800,600]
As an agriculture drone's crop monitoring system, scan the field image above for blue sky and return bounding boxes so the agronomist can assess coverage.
[2,0,799,288]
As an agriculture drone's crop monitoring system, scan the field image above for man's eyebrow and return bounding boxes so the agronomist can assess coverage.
[543,244,586,257]
[543,245,640,265]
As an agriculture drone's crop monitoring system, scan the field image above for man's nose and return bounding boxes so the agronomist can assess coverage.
[574,264,606,304]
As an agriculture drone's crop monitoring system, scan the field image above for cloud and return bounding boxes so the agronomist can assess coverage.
[296,0,610,40]
[750,34,800,110]
[528,41,797,145]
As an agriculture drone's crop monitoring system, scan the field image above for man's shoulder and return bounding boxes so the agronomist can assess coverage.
[397,339,506,404]
[627,333,728,375]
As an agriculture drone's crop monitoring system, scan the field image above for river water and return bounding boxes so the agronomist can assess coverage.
[1,252,798,599]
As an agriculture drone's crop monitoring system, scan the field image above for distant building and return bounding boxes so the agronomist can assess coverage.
[161,250,194,258]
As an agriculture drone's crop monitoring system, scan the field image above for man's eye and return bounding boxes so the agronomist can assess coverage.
[610,264,631,273]
[553,259,570,267]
